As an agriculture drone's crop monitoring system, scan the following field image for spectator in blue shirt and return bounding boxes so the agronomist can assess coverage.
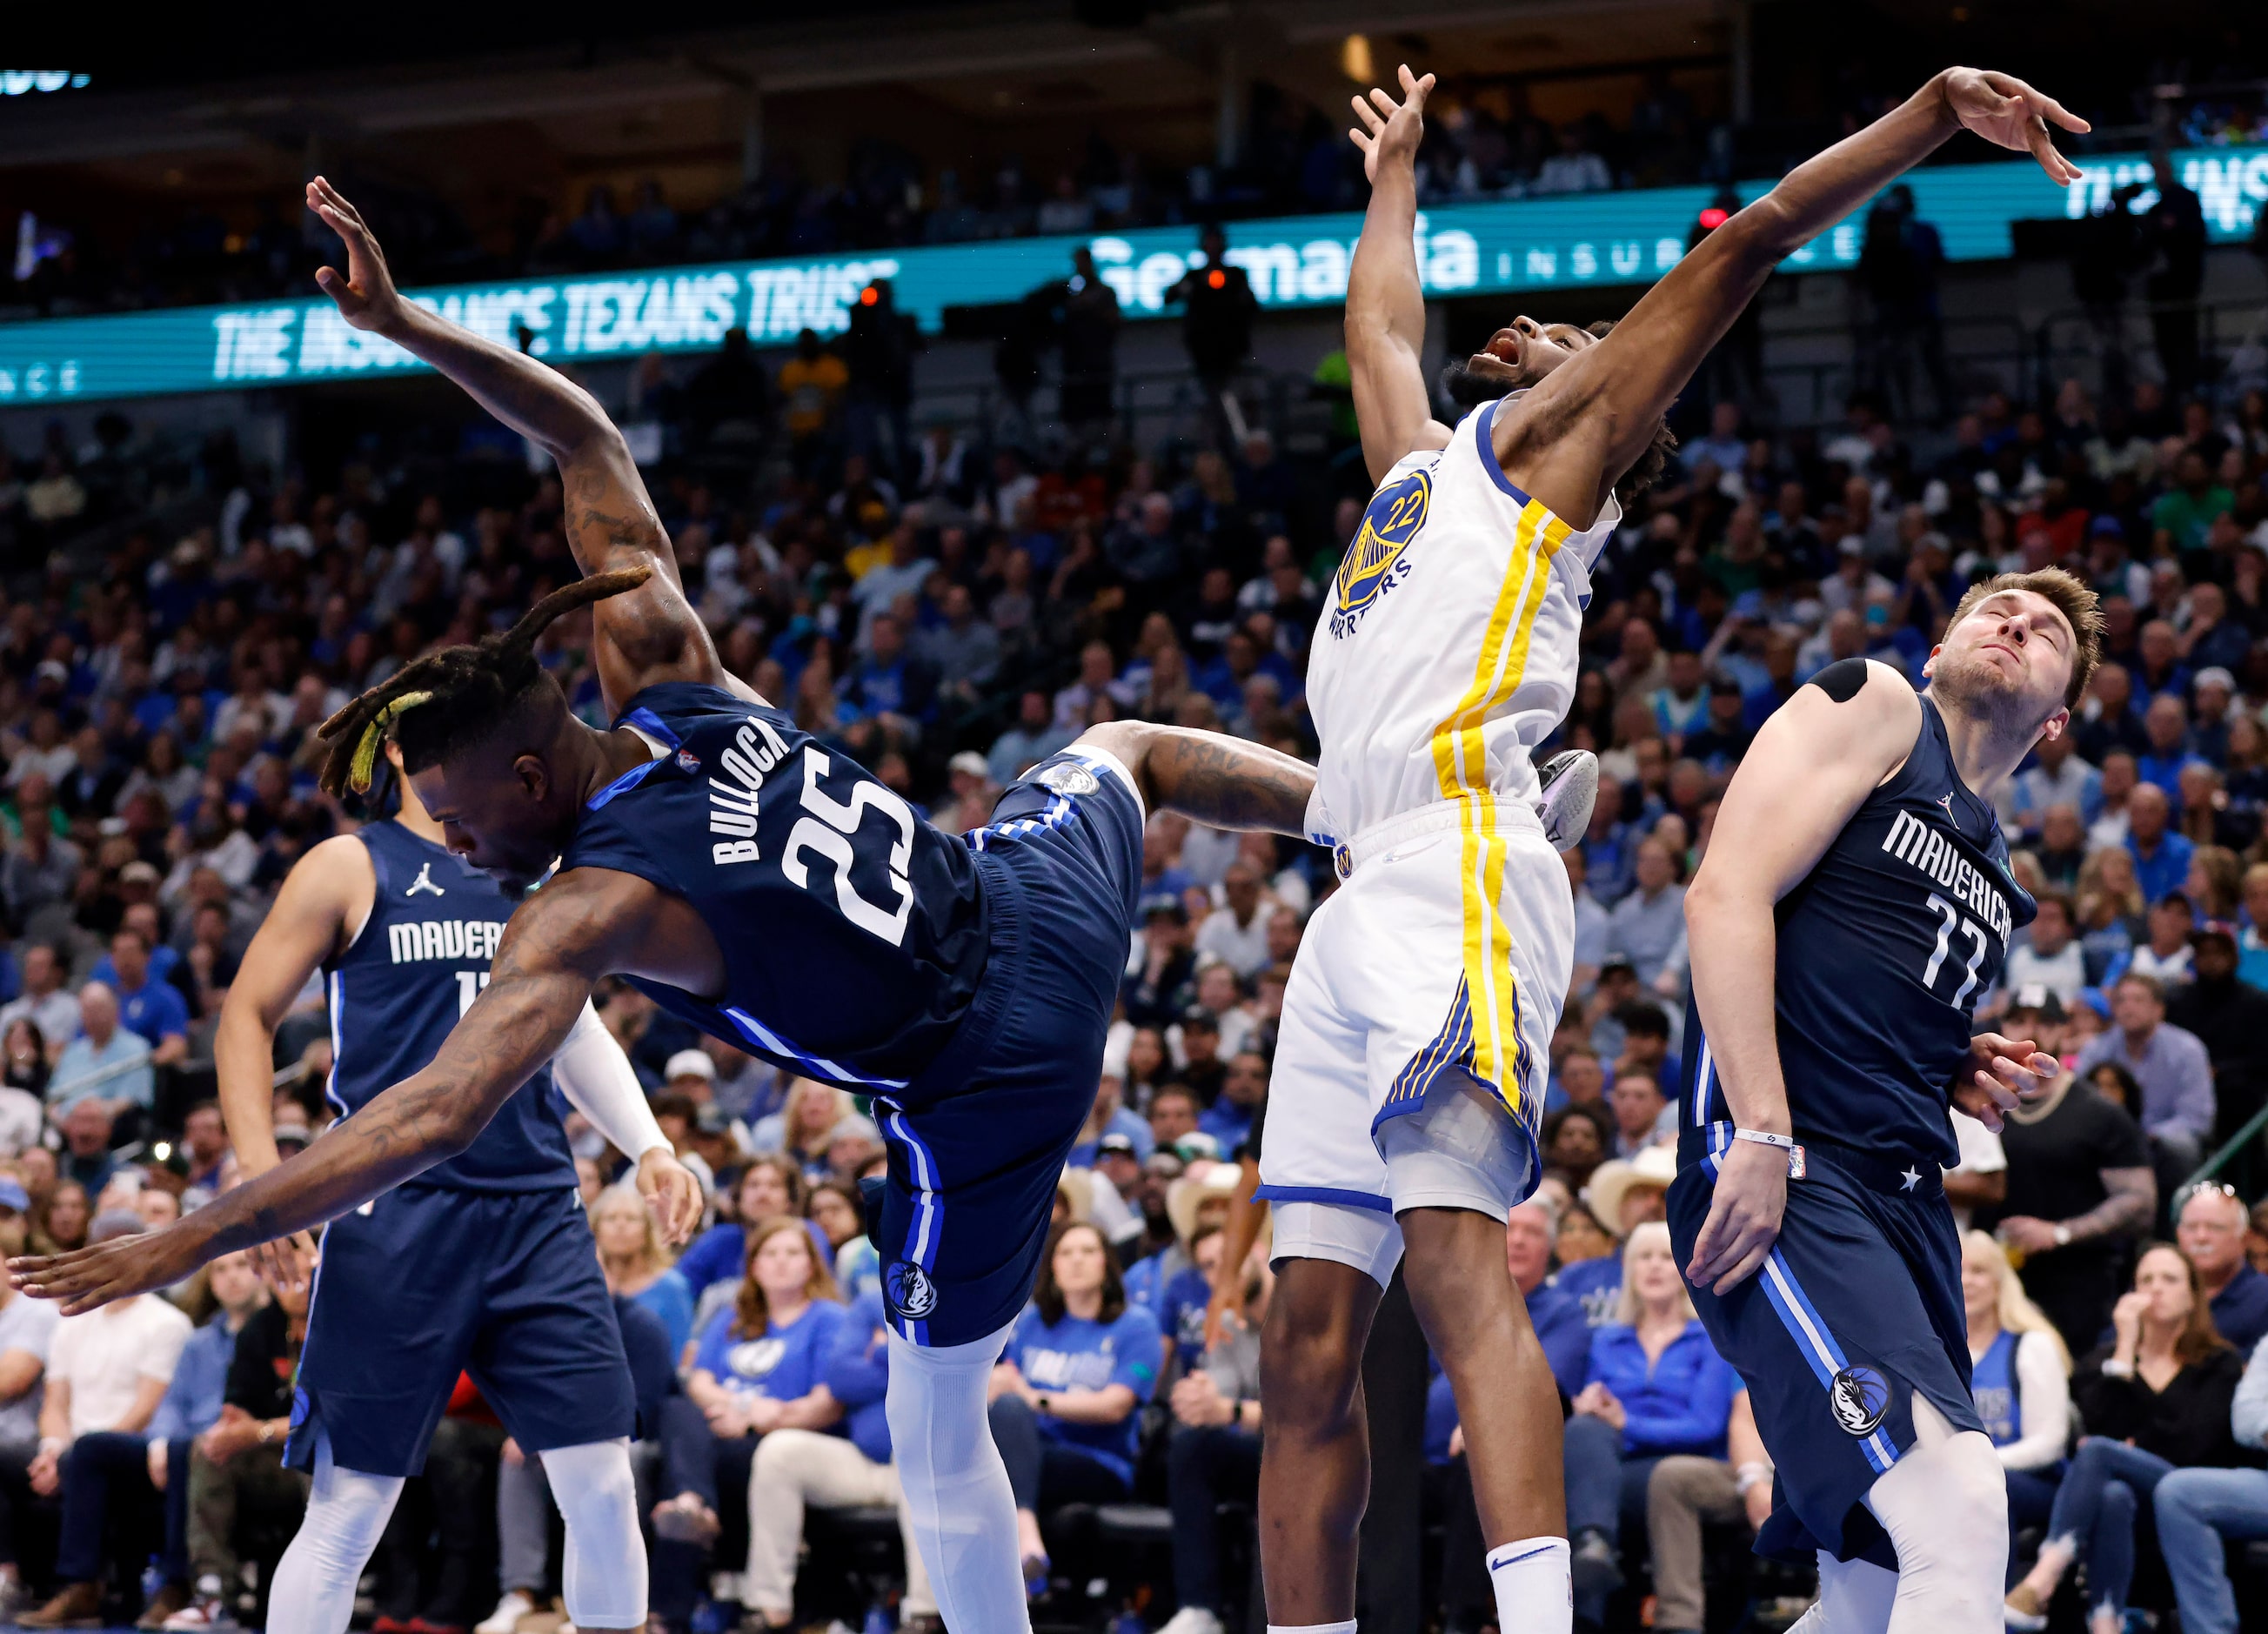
[989,1222,1163,1580]
[741,1287,939,1631]
[590,1183,696,1361]
[1562,1223,1744,1623]
[1196,1051,1267,1154]
[672,1156,833,1300]
[2126,784,2194,907]
[104,929,189,1071]
[137,1252,267,1624]
[2177,1186,2268,1358]
[48,986,152,1115]
[2136,694,2204,798]
[650,1217,847,1629]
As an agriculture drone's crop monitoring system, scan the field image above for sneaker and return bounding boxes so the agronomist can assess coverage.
[1569,1526,1622,1602]
[408,1619,468,1634]
[137,1584,191,1629]
[2003,1584,2048,1631]
[653,1492,722,1544]
[1536,750,1598,853]
[1159,1610,1224,1634]
[478,1592,539,1634]
[159,1595,237,1631]
[18,1580,105,1628]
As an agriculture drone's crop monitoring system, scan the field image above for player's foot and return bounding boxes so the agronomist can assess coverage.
[1535,750,1597,852]
[17,1579,104,1628]
[136,1583,191,1629]
[476,1591,539,1634]
[407,1617,467,1633]
[1158,1609,1225,1634]
[652,1491,722,1544]
[2001,1583,2047,1630]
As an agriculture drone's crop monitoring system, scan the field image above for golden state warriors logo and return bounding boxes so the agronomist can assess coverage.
[1330,467,1430,640]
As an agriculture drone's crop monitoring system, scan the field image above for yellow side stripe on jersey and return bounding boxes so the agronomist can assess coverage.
[1428,496,1570,1107]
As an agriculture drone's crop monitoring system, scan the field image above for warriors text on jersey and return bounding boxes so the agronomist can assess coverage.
[560,681,992,1093]
[1304,395,1622,846]
[324,820,572,1189]
[1682,670,2038,1169]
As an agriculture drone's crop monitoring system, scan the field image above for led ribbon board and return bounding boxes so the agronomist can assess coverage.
[1,144,2261,405]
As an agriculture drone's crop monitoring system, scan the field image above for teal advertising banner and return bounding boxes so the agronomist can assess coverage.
[2,144,2262,407]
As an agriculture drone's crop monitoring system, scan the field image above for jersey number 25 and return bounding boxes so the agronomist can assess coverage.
[782,747,917,948]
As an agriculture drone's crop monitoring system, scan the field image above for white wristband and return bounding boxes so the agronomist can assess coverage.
[1733,1128,1806,1179]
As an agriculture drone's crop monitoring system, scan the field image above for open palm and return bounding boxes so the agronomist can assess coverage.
[305,175,406,332]
[1349,64,1435,184]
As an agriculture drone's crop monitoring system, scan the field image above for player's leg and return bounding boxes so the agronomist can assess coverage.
[1857,1395,2008,1634]
[1388,1080,1569,1634]
[266,1430,407,1634]
[1783,1555,1899,1633]
[884,1323,1029,1634]
[1256,1246,1385,1629]
[470,1191,646,1634]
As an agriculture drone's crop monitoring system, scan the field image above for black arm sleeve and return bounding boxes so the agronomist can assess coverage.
[1804,658,1871,704]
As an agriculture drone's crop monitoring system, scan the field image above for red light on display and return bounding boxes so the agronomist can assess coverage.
[1207,269,1226,289]
[859,285,880,305]
[1698,207,1729,230]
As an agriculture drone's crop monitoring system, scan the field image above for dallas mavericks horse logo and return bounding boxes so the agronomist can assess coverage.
[887,1261,939,1321]
[1330,466,1431,640]
[1830,1364,1890,1436]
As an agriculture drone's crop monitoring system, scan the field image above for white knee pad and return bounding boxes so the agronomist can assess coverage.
[538,1438,647,1629]
[886,1324,1032,1634]
[1861,1396,2009,1634]
[267,1430,407,1634]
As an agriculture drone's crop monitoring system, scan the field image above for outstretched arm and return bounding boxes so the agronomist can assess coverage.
[1346,65,1453,486]
[11,874,638,1312]
[304,177,729,717]
[1506,69,2086,520]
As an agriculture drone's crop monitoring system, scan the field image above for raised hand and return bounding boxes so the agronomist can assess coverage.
[1348,64,1436,184]
[306,175,407,332]
[1953,1032,2058,1132]
[10,1220,207,1315]
[1943,69,2089,185]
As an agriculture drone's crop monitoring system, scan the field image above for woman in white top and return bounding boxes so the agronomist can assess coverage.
[1960,1229,2072,1577]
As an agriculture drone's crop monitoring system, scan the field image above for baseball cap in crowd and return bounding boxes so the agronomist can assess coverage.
[118,861,161,888]
[273,1115,313,1153]
[1096,1133,1139,1161]
[1600,953,1637,979]
[2089,515,2124,539]
[89,1209,146,1244]
[665,1050,715,1084]
[1180,1006,1221,1035]
[1708,673,1744,698]
[1141,895,1188,923]
[2003,984,2067,1024]
[2193,921,2239,953]
[2193,667,2236,695]
[1172,1132,1222,1163]
[0,1179,30,1215]
[695,1103,735,1135]
[949,751,990,780]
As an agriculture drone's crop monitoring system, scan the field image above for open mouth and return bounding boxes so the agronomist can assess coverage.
[1482,328,1521,364]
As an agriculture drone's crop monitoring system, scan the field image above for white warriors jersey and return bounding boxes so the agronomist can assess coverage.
[1305,395,1622,848]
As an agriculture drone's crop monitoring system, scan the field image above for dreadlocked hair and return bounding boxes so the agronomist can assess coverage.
[317,565,652,799]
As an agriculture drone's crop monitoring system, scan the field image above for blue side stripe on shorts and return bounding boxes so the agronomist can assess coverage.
[1254,1182,1395,1214]
[1758,1247,1898,1475]
[875,1099,941,1345]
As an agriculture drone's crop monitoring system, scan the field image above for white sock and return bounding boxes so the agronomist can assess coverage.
[1489,1536,1573,1634]
[1266,1624,1358,1633]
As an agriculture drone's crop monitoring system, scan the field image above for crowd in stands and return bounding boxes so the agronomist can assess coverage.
[3,193,2268,1630]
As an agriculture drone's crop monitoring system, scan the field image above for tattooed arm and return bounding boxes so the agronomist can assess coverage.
[304,177,738,718]
[1080,722,1319,837]
[10,871,646,1314]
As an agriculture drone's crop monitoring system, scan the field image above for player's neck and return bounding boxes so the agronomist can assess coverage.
[1930,697,2041,806]
[579,720,655,806]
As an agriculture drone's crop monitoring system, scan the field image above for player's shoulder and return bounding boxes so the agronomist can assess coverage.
[283,829,379,899]
[1779,658,1923,759]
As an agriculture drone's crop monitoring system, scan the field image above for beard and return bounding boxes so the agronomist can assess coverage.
[1442,360,1532,406]
[1928,647,2051,739]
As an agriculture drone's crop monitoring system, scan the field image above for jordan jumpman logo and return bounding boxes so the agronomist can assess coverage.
[405,861,446,899]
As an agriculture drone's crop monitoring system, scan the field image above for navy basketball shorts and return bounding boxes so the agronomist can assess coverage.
[869,745,1146,1349]
[1669,1124,1984,1570]
[289,1182,635,1477]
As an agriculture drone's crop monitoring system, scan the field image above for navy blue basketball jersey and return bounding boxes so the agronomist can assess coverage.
[559,681,991,1092]
[1683,684,2036,1169]
[324,820,575,1191]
